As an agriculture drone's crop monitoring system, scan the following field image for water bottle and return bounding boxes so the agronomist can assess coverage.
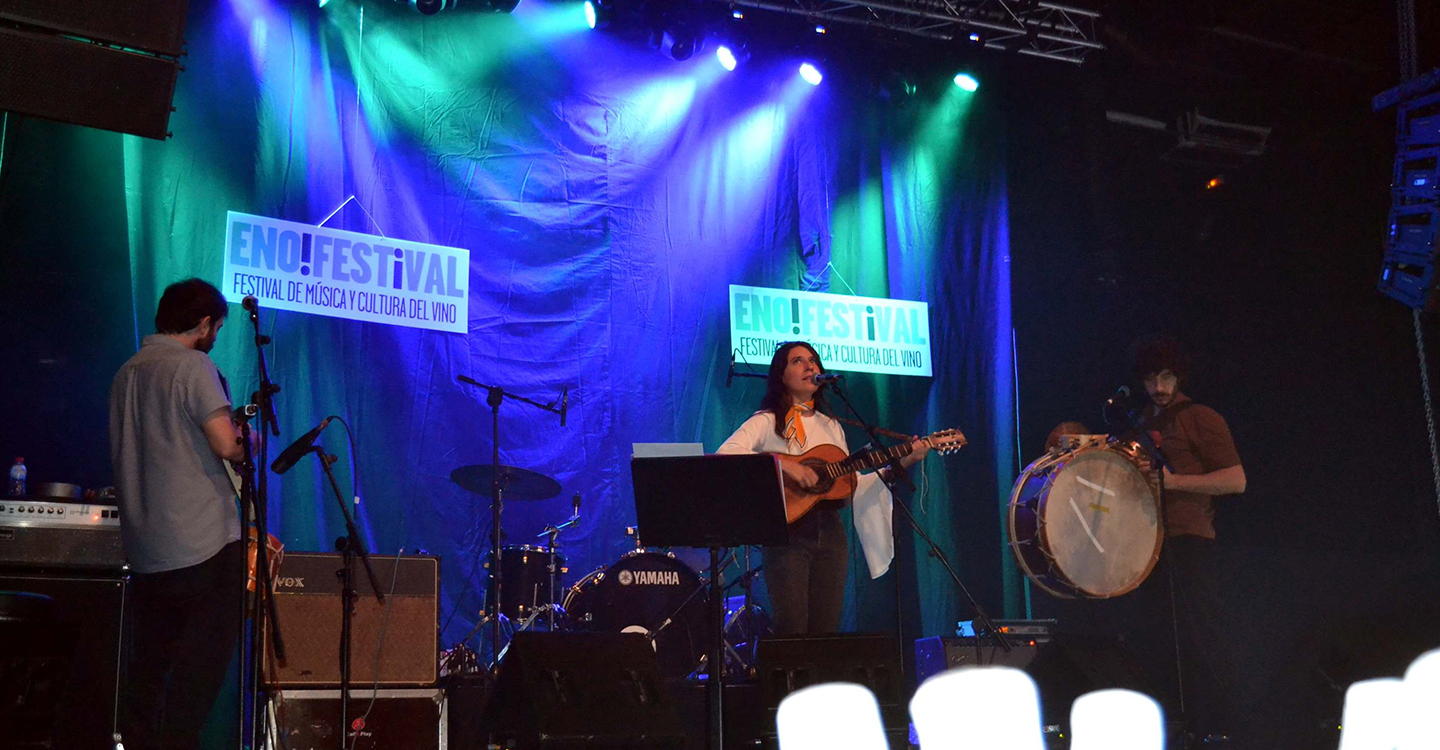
[7,458,25,497]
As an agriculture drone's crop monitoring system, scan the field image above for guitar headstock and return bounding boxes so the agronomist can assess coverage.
[923,428,968,455]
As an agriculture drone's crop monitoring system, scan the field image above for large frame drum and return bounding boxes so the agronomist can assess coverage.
[1008,438,1162,598]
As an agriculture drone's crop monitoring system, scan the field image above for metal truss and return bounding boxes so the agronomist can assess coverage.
[728,0,1103,64]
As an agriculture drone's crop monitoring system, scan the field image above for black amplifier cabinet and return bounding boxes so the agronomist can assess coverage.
[0,569,129,749]
[0,499,126,571]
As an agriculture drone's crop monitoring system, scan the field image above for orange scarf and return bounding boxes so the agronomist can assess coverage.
[782,400,815,448]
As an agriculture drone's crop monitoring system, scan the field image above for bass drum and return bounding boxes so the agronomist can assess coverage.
[1008,439,1162,599]
[562,551,711,680]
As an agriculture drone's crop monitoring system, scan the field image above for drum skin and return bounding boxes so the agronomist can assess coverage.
[1008,441,1162,599]
[562,551,711,679]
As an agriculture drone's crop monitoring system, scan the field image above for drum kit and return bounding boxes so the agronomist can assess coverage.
[448,462,772,680]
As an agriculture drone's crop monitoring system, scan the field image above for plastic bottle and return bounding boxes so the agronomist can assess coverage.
[7,458,25,497]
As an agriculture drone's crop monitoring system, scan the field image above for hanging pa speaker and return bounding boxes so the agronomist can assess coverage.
[262,553,439,687]
[485,632,686,750]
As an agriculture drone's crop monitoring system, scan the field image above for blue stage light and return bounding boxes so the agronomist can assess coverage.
[968,32,981,42]
[733,9,744,18]
[799,62,823,85]
[717,45,738,71]
[954,73,979,92]
[584,0,597,28]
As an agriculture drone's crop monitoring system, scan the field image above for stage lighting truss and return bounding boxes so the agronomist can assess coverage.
[724,0,1102,64]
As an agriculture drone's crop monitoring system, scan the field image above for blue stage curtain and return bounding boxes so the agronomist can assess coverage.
[105,0,1017,645]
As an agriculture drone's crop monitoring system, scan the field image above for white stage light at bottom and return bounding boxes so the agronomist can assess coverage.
[910,666,1045,750]
[1069,689,1164,750]
[1339,678,1405,750]
[776,682,888,750]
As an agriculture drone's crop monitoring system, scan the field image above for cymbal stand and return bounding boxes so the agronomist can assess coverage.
[537,492,581,631]
[455,374,566,668]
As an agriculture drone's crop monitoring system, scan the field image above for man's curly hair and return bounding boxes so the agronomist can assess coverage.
[1130,334,1190,385]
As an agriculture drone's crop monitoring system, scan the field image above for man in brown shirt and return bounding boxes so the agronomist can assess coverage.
[1131,334,1247,748]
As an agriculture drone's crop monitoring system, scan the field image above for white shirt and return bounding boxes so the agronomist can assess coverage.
[717,410,895,579]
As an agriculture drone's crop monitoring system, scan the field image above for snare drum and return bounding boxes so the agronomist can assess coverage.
[1008,440,1162,599]
[562,551,710,679]
[485,544,566,620]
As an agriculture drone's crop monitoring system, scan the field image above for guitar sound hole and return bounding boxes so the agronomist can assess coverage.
[803,459,835,493]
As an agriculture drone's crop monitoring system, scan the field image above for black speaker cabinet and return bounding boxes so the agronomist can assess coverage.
[757,634,907,748]
[0,570,127,749]
[914,635,1153,733]
[485,632,686,750]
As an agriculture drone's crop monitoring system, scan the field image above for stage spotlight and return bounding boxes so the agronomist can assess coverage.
[666,26,700,60]
[584,0,613,28]
[716,45,737,71]
[814,24,826,34]
[953,73,979,92]
[799,62,823,85]
[407,0,456,14]
[968,32,981,42]
[732,9,744,18]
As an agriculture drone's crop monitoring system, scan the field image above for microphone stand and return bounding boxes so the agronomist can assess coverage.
[456,374,566,668]
[306,445,385,750]
[824,379,1011,675]
[242,301,284,750]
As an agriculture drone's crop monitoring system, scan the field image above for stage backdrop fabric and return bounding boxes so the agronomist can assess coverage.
[9,0,1016,646]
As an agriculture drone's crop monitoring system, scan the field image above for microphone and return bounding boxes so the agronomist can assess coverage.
[242,295,259,312]
[810,372,844,385]
[572,491,581,516]
[1102,386,1133,427]
[726,352,736,388]
[560,386,569,428]
[270,416,333,474]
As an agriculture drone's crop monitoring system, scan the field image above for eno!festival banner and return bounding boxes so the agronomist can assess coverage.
[729,284,931,377]
[222,211,469,333]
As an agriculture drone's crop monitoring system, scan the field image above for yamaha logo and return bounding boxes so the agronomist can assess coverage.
[276,576,306,589]
[618,570,681,586]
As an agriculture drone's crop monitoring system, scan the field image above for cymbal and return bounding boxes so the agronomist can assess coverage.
[450,464,561,501]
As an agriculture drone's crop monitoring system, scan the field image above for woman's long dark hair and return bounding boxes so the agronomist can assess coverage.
[759,341,832,438]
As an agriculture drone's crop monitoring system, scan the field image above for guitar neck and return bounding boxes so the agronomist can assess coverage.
[825,442,914,479]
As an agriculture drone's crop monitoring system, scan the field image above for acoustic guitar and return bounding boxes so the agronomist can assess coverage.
[773,428,968,523]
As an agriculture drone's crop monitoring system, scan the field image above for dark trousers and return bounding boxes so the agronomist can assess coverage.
[763,507,848,635]
[123,539,245,750]
[1125,536,1242,743]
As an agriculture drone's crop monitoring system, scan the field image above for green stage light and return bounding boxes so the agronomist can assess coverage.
[953,73,979,92]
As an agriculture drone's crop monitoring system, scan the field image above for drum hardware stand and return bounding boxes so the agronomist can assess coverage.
[537,492,581,631]
[692,562,768,678]
[234,296,285,750]
[304,446,386,750]
[823,378,1011,676]
[455,374,567,669]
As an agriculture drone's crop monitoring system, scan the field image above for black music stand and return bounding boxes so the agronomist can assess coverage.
[631,454,789,750]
